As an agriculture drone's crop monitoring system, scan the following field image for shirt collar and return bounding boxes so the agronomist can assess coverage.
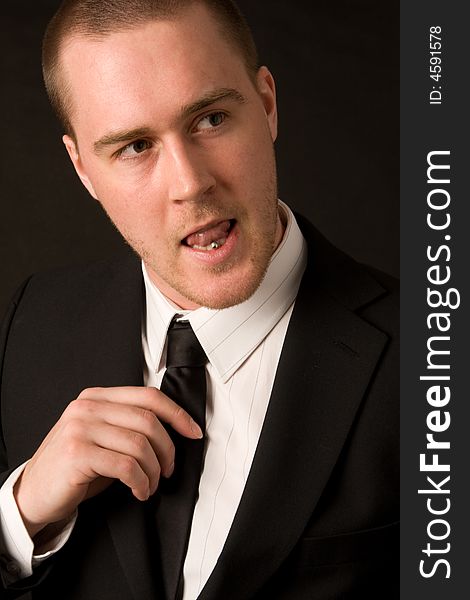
[142,201,307,382]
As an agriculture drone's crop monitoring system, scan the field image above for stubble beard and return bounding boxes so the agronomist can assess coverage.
[144,197,279,310]
[110,165,279,310]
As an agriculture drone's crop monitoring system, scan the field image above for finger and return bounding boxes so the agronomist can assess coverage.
[85,422,162,494]
[76,386,203,439]
[84,446,151,501]
[65,399,175,477]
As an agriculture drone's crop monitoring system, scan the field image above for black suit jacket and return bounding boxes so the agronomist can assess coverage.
[0,216,399,599]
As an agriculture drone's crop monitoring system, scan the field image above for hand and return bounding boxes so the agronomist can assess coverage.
[13,386,202,538]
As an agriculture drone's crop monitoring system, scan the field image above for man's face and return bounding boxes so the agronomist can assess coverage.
[62,3,282,309]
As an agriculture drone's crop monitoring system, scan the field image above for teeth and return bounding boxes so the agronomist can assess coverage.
[190,237,227,251]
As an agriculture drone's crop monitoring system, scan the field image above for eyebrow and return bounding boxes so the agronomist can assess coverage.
[93,87,247,155]
[94,126,154,154]
[180,87,246,119]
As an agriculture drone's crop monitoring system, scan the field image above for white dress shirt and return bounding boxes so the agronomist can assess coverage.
[0,201,307,598]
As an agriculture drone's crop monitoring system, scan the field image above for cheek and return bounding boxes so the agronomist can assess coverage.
[239,121,275,175]
[92,182,154,239]
[223,137,270,189]
[88,165,154,213]
[79,156,170,242]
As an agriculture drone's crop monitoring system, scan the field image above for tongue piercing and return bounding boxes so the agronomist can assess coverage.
[189,238,226,250]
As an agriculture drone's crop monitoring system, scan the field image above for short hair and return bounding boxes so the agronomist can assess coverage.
[42,0,259,137]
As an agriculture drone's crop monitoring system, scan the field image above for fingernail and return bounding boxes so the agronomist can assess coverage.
[166,462,175,478]
[190,418,203,439]
[137,488,149,501]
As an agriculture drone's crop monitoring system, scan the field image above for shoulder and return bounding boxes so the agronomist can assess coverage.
[1,249,143,358]
[295,212,399,334]
[22,247,140,295]
[9,248,142,318]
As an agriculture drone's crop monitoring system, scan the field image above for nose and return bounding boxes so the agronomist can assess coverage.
[163,139,216,203]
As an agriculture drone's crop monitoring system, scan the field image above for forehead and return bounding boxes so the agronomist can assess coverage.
[60,3,250,136]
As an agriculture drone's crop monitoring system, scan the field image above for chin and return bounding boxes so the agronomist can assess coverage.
[181,270,267,310]
[143,241,273,310]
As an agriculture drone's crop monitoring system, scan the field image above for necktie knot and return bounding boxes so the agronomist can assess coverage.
[166,320,207,368]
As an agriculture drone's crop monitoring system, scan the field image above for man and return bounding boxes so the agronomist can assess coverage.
[0,1,399,598]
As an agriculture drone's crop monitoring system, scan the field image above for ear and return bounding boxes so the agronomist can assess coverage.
[255,66,278,142]
[63,135,98,200]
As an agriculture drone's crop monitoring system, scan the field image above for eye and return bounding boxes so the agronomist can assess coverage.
[117,139,152,159]
[195,112,226,131]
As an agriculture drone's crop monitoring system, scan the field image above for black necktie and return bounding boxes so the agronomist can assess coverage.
[155,319,207,600]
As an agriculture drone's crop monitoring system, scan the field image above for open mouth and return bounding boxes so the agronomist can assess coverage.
[181,219,236,251]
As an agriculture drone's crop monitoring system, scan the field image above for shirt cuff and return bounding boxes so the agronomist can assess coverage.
[0,462,77,582]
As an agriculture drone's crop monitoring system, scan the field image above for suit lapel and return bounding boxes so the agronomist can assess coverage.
[199,224,389,599]
[75,253,163,600]
[3,250,159,599]
[103,482,164,600]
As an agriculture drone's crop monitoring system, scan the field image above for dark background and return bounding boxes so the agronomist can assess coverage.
[0,0,399,316]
